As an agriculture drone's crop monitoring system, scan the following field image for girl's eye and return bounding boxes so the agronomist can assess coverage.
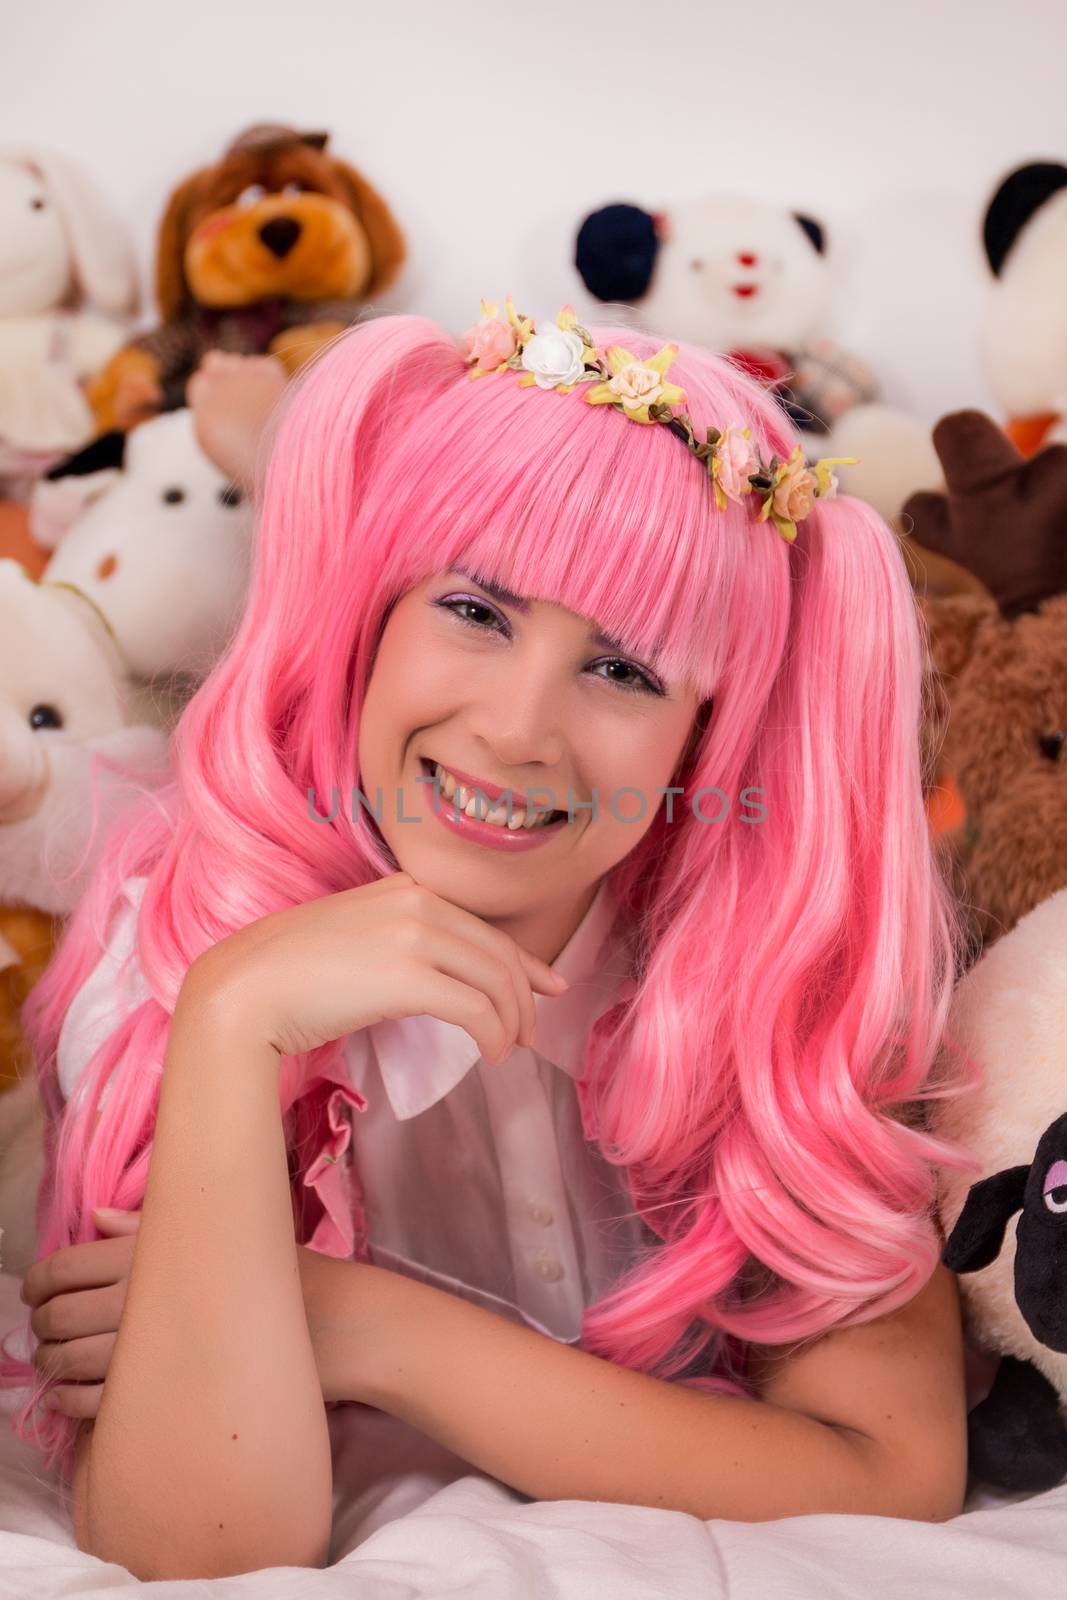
[432,596,662,696]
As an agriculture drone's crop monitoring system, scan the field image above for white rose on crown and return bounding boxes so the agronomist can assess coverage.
[520,325,587,390]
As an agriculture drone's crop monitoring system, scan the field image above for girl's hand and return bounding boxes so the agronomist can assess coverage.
[187,870,569,1064]
[25,1210,382,1413]
[23,1208,141,1419]
[187,349,288,492]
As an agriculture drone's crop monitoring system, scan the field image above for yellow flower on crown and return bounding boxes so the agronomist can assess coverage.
[585,342,688,424]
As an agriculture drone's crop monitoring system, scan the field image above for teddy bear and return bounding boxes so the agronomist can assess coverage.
[979,160,1067,459]
[85,123,406,435]
[29,407,254,734]
[575,195,880,433]
[0,558,169,1270]
[896,411,1067,1488]
[573,193,945,528]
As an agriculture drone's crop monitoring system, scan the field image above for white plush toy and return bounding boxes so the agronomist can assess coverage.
[31,408,254,732]
[574,194,942,522]
[0,558,169,1273]
[0,148,139,495]
[934,884,1067,1493]
[979,161,1067,459]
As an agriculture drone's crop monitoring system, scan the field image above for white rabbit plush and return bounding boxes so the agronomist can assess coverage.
[0,148,139,495]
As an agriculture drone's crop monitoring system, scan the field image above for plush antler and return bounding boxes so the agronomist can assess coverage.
[902,411,1067,618]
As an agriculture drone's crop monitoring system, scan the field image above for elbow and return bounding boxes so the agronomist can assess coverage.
[78,1477,332,1580]
[82,1523,332,1582]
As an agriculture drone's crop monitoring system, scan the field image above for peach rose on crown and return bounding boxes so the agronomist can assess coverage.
[459,295,856,543]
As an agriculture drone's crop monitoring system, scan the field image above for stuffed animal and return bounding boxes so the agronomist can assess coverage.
[902,412,1067,1489]
[0,148,138,495]
[86,123,406,434]
[935,890,1067,1491]
[573,194,945,526]
[575,195,880,434]
[0,558,169,1271]
[905,411,1067,959]
[30,408,254,733]
[980,161,1067,459]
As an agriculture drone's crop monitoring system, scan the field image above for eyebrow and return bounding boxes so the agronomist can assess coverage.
[451,565,663,661]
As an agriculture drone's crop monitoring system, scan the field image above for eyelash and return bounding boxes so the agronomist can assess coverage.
[432,596,664,697]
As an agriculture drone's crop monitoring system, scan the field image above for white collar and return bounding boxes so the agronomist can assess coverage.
[347,878,636,1121]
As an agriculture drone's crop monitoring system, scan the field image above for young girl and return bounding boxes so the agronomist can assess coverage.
[6,302,974,1579]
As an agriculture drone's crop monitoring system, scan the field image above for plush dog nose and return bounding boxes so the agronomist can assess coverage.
[258,216,302,258]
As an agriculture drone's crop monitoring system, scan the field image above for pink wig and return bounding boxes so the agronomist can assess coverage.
[3,313,978,1480]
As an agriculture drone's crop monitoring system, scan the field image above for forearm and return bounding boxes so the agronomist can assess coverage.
[86,977,332,1580]
[351,1271,913,1523]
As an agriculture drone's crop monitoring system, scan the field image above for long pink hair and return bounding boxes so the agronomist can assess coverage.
[3,312,977,1480]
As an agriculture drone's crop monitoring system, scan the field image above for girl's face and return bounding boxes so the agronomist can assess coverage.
[357,567,702,957]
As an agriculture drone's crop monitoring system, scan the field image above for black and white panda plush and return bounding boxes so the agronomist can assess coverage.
[574,195,877,435]
[573,195,944,522]
[980,161,1067,459]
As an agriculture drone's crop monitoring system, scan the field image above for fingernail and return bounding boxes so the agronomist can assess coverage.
[93,1207,126,1218]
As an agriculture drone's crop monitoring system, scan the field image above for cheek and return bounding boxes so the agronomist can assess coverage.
[586,724,686,824]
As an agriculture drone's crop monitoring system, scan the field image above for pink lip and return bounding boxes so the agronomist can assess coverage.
[418,760,566,852]
[425,759,514,805]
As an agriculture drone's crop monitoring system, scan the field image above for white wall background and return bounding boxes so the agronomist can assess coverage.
[4,0,1064,424]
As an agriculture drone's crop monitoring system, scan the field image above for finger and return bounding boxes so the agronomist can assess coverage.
[400,966,520,1066]
[31,1281,126,1343]
[428,930,525,1061]
[392,877,568,996]
[43,1384,102,1420]
[22,1237,137,1309]
[91,1209,142,1234]
[34,1332,116,1384]
[406,893,562,1048]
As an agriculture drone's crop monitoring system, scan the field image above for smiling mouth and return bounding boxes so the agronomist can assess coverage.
[419,758,568,830]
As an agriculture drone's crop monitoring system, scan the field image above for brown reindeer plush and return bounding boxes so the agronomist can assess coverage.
[908,411,1067,965]
[86,123,406,433]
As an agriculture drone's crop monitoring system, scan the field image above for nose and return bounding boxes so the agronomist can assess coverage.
[737,252,758,267]
[258,216,302,258]
[471,663,567,777]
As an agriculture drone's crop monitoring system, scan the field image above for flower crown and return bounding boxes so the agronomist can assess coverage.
[460,296,856,544]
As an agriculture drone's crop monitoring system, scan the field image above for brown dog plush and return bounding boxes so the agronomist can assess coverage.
[907,411,1067,963]
[86,123,406,432]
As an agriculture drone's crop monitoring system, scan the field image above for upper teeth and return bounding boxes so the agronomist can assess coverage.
[432,762,556,830]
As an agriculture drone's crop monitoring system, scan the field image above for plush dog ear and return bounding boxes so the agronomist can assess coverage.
[329,160,406,298]
[155,170,205,322]
[942,1164,1030,1273]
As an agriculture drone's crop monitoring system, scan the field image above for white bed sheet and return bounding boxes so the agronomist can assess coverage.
[0,1270,1060,1598]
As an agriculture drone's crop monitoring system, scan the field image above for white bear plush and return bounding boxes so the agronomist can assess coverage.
[31,408,254,732]
[0,148,139,495]
[934,884,1067,1491]
[0,558,169,1273]
[574,194,942,522]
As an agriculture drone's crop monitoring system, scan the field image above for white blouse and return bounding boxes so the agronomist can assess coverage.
[56,876,651,1345]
